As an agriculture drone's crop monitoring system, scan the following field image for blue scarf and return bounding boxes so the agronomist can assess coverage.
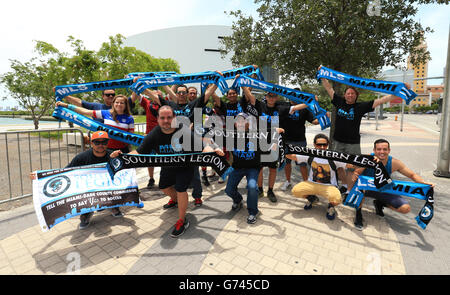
[54,78,135,101]
[52,106,144,146]
[344,176,434,229]
[316,66,417,104]
[200,65,264,94]
[125,71,177,78]
[231,75,331,130]
[131,71,229,95]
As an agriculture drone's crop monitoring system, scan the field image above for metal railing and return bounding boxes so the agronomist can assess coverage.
[0,128,86,204]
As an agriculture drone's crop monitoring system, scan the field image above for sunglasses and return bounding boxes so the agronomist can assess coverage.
[92,140,109,146]
[315,143,328,147]
[104,93,115,97]
[177,91,187,95]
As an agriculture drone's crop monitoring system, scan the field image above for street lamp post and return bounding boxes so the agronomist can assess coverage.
[434,26,450,178]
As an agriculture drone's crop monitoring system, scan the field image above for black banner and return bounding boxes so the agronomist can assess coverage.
[107,152,233,180]
[285,144,392,189]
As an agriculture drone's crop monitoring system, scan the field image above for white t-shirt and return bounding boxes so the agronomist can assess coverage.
[295,155,346,186]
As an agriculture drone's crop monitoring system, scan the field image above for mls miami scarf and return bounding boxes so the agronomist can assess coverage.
[222,65,265,81]
[344,176,434,229]
[125,71,177,78]
[131,71,229,95]
[53,106,145,146]
[54,77,135,101]
[200,65,264,94]
[107,152,233,181]
[316,66,417,105]
[231,75,331,130]
[285,143,392,189]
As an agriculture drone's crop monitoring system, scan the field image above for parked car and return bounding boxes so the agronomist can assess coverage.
[364,112,387,120]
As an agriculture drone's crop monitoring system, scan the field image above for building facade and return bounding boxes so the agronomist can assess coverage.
[124,25,278,90]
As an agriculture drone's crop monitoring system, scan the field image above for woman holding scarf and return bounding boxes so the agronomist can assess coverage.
[56,94,134,153]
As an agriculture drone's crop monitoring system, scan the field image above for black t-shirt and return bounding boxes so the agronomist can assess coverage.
[239,95,263,118]
[231,132,264,169]
[332,93,374,144]
[66,149,112,168]
[216,100,245,117]
[136,126,198,155]
[159,95,206,123]
[278,105,315,142]
[260,103,281,129]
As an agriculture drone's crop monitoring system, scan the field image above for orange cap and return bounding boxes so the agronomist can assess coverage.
[91,131,109,141]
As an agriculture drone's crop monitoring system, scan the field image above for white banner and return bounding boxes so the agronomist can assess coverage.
[32,164,141,232]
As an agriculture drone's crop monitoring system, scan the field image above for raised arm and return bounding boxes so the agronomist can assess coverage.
[142,89,162,105]
[318,66,335,99]
[163,85,177,102]
[55,101,94,117]
[204,83,219,104]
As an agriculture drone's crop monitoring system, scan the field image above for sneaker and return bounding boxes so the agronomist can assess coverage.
[373,200,385,217]
[247,212,259,224]
[147,178,155,189]
[326,204,336,220]
[171,218,190,238]
[281,181,292,191]
[163,199,178,209]
[267,190,277,203]
[258,188,264,198]
[354,208,363,230]
[194,198,203,207]
[79,212,94,229]
[111,208,124,217]
[201,175,210,186]
[304,195,318,210]
[231,200,243,211]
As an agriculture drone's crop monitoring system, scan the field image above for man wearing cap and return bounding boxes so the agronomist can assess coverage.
[64,131,124,229]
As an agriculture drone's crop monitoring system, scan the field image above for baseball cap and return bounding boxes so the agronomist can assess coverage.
[91,131,109,141]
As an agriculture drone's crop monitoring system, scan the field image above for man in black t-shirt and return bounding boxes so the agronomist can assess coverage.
[240,89,307,203]
[67,131,124,229]
[319,66,409,155]
[143,83,220,206]
[319,65,410,187]
[120,105,223,238]
[225,113,283,224]
[279,100,322,191]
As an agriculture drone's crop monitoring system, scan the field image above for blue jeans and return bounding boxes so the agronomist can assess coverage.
[225,168,260,215]
[190,168,202,199]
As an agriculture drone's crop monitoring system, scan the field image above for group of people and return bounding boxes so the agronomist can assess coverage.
[51,66,433,237]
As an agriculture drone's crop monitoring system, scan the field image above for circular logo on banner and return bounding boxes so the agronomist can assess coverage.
[43,175,71,198]
[112,158,123,171]
[420,205,433,220]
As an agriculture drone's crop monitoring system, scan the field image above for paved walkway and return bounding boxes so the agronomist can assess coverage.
[0,115,448,275]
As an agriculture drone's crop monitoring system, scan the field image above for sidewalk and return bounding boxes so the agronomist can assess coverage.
[0,116,448,275]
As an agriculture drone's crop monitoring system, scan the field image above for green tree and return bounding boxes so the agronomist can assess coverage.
[222,0,445,138]
[1,34,180,127]
[1,57,59,129]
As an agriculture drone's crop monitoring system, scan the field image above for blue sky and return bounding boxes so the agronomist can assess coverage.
[0,0,448,108]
